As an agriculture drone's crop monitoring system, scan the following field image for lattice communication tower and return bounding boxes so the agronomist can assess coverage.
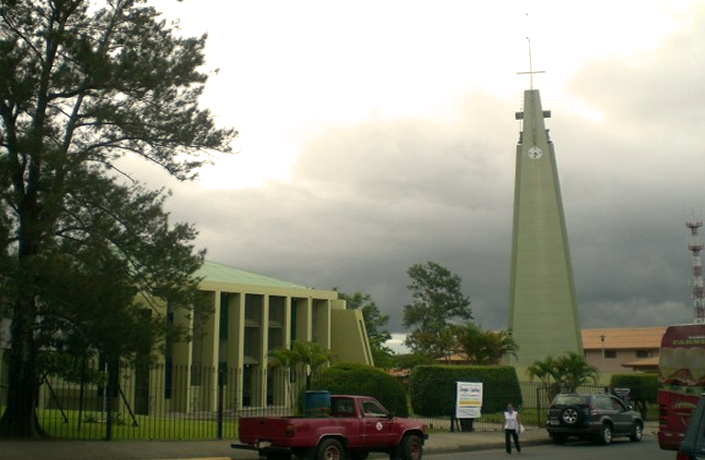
[687,220,705,323]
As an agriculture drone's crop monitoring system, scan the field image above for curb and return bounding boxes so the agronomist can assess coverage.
[425,437,553,454]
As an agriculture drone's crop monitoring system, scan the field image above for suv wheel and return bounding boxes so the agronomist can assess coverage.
[560,406,584,426]
[599,424,613,445]
[629,422,643,442]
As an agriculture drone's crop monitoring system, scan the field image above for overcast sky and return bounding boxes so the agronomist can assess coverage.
[138,1,705,350]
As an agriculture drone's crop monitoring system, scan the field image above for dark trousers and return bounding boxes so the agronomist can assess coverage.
[505,429,521,453]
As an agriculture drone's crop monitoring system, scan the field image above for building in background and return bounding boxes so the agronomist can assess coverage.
[582,327,665,374]
[436,326,664,375]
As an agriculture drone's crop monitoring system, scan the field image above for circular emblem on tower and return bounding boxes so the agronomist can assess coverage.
[527,146,543,159]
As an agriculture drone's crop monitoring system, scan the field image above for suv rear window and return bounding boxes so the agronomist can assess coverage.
[552,395,588,406]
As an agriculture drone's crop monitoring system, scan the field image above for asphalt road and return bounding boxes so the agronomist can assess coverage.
[427,435,674,460]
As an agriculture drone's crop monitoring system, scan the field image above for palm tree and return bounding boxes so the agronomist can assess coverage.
[557,352,599,392]
[527,355,562,399]
[527,353,599,400]
[268,346,299,411]
[456,323,519,365]
[268,340,335,392]
[290,341,336,390]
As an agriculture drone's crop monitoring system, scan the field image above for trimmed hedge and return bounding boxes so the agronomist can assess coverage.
[409,365,522,416]
[309,363,409,417]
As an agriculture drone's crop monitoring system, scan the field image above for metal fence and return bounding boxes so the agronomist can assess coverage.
[0,362,612,441]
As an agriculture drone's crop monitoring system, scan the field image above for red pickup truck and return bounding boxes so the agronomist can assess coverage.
[233,395,428,460]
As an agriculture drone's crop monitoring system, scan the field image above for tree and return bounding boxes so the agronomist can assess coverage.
[0,0,237,437]
[558,352,600,391]
[455,323,518,365]
[36,185,208,429]
[527,353,600,400]
[610,373,657,419]
[402,262,472,357]
[269,340,335,391]
[335,290,393,368]
[413,327,459,363]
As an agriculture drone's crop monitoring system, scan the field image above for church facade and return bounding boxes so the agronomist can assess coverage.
[0,260,373,415]
[164,260,373,412]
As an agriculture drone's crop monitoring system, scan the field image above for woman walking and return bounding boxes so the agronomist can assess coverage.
[503,404,522,454]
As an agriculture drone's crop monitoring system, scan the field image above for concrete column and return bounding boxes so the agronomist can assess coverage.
[198,291,220,411]
[227,292,244,410]
[258,295,270,407]
[296,297,312,342]
[313,299,331,349]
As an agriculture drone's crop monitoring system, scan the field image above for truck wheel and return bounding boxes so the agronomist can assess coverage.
[317,438,346,460]
[400,434,423,460]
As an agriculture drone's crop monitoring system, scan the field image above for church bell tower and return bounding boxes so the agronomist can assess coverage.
[507,64,583,368]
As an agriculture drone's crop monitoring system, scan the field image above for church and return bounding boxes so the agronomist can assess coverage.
[0,260,373,415]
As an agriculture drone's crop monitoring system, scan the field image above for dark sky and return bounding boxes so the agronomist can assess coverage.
[133,1,705,341]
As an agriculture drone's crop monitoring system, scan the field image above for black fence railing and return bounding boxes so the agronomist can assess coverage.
[0,362,619,441]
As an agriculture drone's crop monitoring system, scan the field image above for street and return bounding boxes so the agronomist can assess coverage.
[426,436,674,460]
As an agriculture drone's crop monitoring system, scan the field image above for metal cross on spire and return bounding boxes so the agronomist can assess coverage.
[516,14,546,89]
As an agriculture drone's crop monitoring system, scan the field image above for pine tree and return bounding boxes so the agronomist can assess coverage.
[0,0,237,437]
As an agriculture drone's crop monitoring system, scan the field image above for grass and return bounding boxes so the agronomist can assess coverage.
[3,407,240,441]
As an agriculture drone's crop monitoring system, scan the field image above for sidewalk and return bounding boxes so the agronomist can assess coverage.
[0,422,659,460]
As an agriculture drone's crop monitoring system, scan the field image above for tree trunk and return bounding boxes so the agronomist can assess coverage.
[0,298,44,438]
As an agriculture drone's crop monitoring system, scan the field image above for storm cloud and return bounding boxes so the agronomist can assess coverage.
[147,1,705,335]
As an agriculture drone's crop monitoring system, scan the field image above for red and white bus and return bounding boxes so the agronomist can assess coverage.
[658,323,705,450]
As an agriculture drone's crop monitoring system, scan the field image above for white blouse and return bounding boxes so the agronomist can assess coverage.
[504,411,519,430]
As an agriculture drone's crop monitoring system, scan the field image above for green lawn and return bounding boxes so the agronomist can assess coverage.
[0,407,240,440]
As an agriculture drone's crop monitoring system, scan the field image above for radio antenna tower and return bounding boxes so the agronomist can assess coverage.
[686,220,705,323]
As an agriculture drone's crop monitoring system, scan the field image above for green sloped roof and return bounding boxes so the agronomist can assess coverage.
[197,260,311,290]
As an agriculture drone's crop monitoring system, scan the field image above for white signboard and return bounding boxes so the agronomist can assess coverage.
[456,381,483,419]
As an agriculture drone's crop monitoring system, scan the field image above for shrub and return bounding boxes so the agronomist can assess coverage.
[309,363,409,416]
[409,365,522,416]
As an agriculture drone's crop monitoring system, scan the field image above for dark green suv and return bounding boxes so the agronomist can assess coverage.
[545,393,644,445]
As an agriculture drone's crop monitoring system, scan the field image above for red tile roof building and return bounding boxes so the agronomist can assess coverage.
[582,327,666,373]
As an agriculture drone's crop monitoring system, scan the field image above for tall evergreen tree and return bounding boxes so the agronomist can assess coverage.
[402,261,472,357]
[0,0,237,437]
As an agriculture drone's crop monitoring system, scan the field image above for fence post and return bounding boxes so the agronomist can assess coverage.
[217,368,224,440]
[536,386,542,428]
[105,363,114,441]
